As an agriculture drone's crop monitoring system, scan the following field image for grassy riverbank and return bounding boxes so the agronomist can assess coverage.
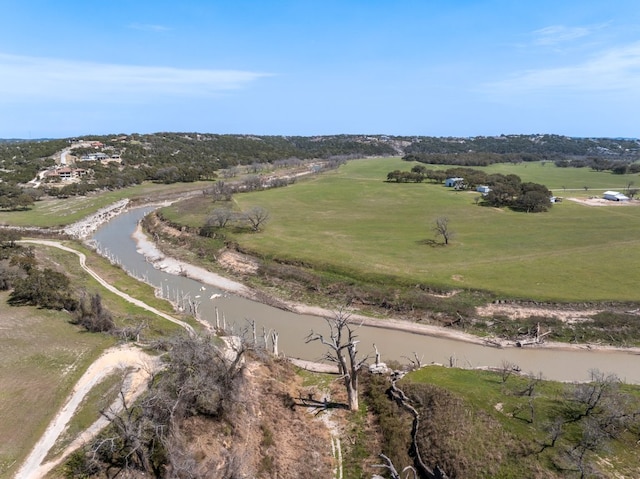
[228,158,640,302]
[362,365,640,478]
[149,157,640,346]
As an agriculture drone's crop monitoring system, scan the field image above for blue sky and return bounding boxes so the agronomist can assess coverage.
[1,1,639,139]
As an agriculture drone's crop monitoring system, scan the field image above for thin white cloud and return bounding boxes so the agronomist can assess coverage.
[128,23,171,32]
[482,41,640,99]
[0,53,271,102]
[532,25,592,46]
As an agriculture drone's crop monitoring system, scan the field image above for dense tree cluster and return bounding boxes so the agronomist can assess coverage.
[104,133,397,171]
[8,266,78,310]
[404,134,640,174]
[386,166,553,212]
[404,134,640,157]
[0,139,64,183]
[0,183,37,210]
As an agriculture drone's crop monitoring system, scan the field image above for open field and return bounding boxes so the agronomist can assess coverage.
[0,241,193,479]
[0,181,211,228]
[213,157,640,302]
[0,290,114,479]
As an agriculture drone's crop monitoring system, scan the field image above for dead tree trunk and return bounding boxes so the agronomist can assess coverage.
[305,308,368,412]
[388,380,450,479]
[271,330,279,356]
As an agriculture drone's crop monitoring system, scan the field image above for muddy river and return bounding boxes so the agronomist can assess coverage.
[91,207,640,383]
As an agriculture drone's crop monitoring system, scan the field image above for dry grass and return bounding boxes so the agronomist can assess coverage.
[0,291,113,479]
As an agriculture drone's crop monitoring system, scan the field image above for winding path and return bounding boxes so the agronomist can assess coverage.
[13,240,199,479]
[14,346,159,479]
[21,240,197,335]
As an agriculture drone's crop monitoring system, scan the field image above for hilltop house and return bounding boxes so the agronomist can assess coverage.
[45,167,87,181]
[80,153,109,162]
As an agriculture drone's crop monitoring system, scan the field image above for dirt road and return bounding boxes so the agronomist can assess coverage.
[14,345,160,479]
[12,240,198,479]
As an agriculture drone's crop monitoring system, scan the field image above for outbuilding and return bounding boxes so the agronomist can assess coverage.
[476,185,491,194]
[445,177,464,187]
[603,191,629,201]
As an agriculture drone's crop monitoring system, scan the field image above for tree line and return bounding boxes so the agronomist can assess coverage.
[1,132,638,209]
[387,166,553,212]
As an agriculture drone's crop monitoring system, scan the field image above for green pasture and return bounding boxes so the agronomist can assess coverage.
[228,157,640,302]
[0,181,210,228]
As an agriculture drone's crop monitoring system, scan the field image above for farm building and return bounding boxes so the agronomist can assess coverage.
[603,191,629,201]
[476,185,491,194]
[445,177,464,187]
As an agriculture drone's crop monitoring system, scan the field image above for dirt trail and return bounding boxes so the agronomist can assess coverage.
[21,239,205,335]
[14,345,160,479]
[13,240,200,479]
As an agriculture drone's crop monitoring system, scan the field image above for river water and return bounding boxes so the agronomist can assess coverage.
[92,207,640,383]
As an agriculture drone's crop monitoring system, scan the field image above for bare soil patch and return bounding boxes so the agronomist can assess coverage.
[476,303,602,324]
[180,358,336,478]
[218,249,259,275]
[566,197,640,207]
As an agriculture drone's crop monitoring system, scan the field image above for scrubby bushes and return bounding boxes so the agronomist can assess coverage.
[73,334,248,478]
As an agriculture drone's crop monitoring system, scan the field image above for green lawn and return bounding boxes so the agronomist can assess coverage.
[227,158,640,302]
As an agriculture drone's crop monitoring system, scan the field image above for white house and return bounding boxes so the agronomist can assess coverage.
[603,191,629,201]
[444,177,464,187]
[476,185,491,194]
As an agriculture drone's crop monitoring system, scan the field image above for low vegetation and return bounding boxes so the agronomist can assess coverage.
[365,366,640,478]
[63,335,334,479]
[0,238,199,479]
[0,289,114,479]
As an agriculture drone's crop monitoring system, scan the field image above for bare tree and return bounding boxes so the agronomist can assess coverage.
[209,180,233,201]
[207,207,235,229]
[243,174,263,191]
[243,206,270,232]
[499,360,519,383]
[73,292,115,333]
[433,216,455,245]
[305,308,368,411]
[567,369,620,423]
[373,454,418,479]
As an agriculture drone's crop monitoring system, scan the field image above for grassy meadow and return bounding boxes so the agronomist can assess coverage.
[223,157,640,302]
